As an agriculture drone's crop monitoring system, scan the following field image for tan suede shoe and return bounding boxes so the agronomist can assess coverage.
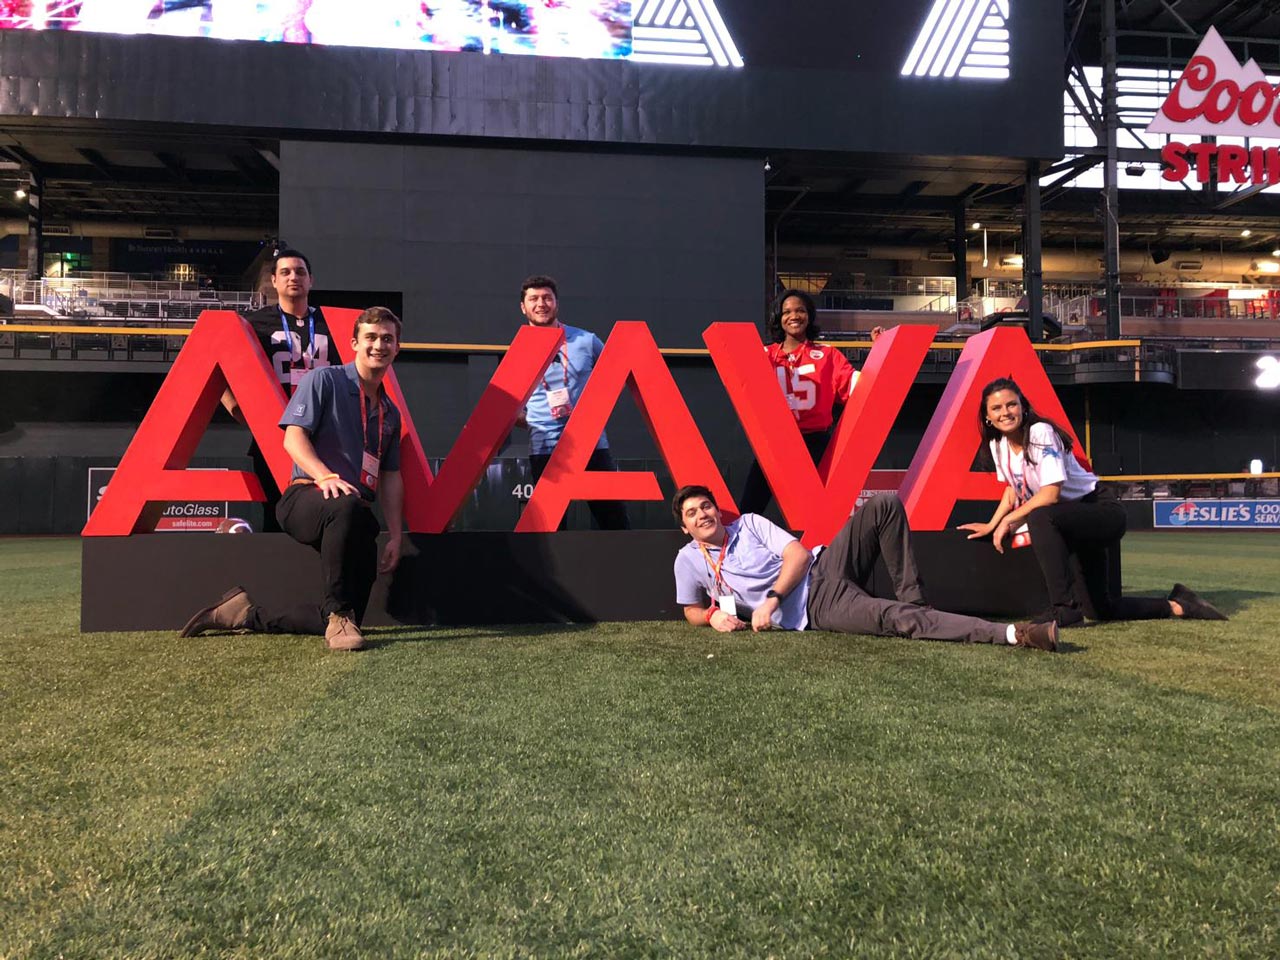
[325,612,365,651]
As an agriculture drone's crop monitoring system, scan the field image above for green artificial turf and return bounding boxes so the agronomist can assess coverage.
[2,533,1278,958]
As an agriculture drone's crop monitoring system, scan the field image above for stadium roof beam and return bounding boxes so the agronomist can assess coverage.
[154,151,190,184]
[76,148,117,181]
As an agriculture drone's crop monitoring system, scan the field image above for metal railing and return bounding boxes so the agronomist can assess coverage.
[0,269,260,323]
[818,276,958,312]
[1108,476,1280,500]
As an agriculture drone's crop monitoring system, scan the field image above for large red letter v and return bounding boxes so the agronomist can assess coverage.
[705,323,936,547]
[326,308,563,533]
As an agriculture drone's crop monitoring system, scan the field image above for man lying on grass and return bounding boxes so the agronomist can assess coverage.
[672,485,1059,651]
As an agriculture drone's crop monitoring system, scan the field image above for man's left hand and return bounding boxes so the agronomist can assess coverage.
[379,535,402,574]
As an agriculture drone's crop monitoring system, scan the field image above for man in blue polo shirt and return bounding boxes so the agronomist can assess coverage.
[517,274,629,530]
[180,306,405,652]
[672,484,1058,651]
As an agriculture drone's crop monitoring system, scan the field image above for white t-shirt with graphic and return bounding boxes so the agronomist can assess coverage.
[991,421,1097,504]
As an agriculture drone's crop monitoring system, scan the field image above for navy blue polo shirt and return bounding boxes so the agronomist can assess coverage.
[279,363,402,500]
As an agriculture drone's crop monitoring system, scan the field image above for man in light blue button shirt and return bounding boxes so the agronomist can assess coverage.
[516,274,629,529]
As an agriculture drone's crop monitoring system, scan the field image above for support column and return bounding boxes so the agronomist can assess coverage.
[25,168,43,282]
[1101,0,1121,338]
[953,203,969,308]
[1022,159,1043,341]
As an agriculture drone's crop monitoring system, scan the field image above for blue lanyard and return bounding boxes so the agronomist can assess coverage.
[279,308,315,371]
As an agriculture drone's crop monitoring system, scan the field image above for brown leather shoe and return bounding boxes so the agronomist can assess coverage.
[179,587,254,637]
[1013,620,1059,652]
[325,612,365,651]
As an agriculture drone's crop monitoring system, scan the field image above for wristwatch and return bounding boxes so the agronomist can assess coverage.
[766,589,785,600]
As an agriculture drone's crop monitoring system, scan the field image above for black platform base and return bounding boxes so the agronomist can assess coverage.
[81,530,1121,633]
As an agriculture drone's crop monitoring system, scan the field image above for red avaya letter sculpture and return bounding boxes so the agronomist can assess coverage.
[84,313,1074,538]
[705,323,936,547]
[82,312,290,536]
[516,321,735,532]
[899,326,1087,530]
[325,308,562,533]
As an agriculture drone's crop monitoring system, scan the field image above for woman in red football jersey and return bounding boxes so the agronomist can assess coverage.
[738,289,878,516]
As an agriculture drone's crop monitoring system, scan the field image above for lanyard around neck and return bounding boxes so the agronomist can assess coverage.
[361,388,386,460]
[696,531,731,597]
[280,307,316,371]
[541,345,571,391]
[1002,439,1033,506]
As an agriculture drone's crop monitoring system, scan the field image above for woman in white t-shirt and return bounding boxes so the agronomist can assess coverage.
[958,377,1227,628]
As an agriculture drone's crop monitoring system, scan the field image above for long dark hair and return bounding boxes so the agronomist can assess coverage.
[977,377,1074,467]
[765,288,822,344]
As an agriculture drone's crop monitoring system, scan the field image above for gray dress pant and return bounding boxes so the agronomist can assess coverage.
[806,494,1007,644]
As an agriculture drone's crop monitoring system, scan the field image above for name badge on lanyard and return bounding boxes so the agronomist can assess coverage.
[360,391,384,493]
[360,451,380,492]
[698,539,736,617]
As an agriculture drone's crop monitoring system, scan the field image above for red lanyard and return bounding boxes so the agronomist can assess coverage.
[361,389,385,460]
[1002,440,1033,506]
[697,533,731,597]
[540,345,570,392]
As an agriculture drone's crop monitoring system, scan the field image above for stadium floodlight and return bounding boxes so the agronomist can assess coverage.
[1256,355,1280,390]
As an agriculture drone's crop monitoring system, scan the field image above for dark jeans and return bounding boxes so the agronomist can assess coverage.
[1025,486,1169,622]
[739,429,830,517]
[806,493,1006,644]
[529,447,631,530]
[246,483,382,635]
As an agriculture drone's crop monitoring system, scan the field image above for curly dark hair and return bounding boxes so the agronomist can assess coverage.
[977,377,1074,468]
[520,274,558,300]
[764,288,821,344]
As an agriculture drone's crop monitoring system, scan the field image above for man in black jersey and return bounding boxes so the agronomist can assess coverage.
[223,248,335,530]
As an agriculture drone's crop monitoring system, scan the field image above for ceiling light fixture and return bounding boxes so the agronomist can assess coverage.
[1241,229,1252,238]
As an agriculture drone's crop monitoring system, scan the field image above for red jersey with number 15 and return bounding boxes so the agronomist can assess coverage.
[765,340,857,433]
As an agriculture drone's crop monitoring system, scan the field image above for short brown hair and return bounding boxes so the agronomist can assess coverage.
[352,306,402,341]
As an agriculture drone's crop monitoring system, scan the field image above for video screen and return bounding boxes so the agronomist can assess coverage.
[0,1,633,60]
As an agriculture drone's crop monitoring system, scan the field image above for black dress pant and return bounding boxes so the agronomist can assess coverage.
[739,429,830,518]
[246,483,382,635]
[1024,487,1169,622]
[529,446,631,530]
[806,493,1006,644]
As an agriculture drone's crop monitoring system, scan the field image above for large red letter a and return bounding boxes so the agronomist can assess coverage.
[82,311,290,536]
